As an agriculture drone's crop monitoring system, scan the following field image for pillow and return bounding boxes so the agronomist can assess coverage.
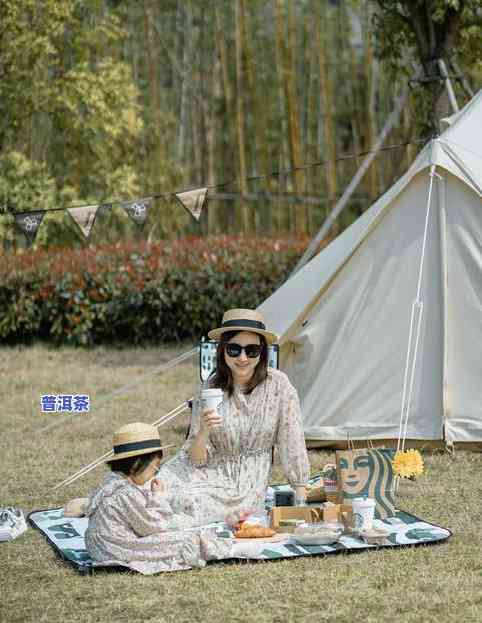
[63,498,88,518]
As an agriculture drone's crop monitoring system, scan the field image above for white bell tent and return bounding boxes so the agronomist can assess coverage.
[260,90,482,446]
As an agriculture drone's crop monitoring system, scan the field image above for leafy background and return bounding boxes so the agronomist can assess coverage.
[0,235,310,344]
[1,0,480,249]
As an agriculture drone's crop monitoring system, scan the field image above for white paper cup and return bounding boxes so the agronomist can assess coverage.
[201,388,224,426]
[352,497,376,531]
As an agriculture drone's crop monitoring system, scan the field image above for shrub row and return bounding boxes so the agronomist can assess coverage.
[0,235,309,345]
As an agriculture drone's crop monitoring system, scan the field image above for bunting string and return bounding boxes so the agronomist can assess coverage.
[1,136,430,246]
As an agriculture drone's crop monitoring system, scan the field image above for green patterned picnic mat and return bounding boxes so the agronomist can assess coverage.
[28,477,451,575]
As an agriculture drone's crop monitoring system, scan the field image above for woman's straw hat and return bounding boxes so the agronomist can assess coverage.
[208,308,278,344]
[107,422,171,462]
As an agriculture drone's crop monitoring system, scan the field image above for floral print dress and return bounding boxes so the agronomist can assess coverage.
[85,472,233,575]
[158,369,310,526]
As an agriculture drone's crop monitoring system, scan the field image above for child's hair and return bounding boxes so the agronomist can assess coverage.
[107,449,163,477]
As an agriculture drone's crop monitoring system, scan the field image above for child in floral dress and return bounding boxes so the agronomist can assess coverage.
[85,422,235,575]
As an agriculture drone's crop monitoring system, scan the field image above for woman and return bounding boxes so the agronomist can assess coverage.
[158,308,310,526]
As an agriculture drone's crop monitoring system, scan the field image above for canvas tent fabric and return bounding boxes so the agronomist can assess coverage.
[259,90,482,444]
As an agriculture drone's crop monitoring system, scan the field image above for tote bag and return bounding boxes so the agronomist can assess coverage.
[336,443,396,518]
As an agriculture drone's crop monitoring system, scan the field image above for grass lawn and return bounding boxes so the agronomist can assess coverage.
[1,344,481,623]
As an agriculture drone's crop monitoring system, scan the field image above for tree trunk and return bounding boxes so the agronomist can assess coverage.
[241,0,273,231]
[177,6,190,169]
[275,0,306,234]
[303,7,315,228]
[274,0,291,232]
[190,6,203,188]
[239,0,258,231]
[403,1,465,131]
[198,5,207,190]
[364,2,379,202]
[314,1,338,222]
[234,0,249,233]
[214,5,236,232]
[142,0,162,191]
[207,44,220,234]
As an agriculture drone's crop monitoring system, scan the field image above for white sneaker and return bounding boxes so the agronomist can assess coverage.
[0,507,28,542]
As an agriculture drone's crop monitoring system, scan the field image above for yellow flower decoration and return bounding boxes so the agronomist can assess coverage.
[392,449,424,479]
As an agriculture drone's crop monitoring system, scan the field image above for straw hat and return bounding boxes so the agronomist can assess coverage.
[107,422,169,462]
[208,309,278,344]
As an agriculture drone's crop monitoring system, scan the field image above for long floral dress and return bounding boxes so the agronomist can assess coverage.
[85,472,233,575]
[158,368,310,526]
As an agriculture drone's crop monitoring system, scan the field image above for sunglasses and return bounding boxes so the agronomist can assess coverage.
[225,343,262,359]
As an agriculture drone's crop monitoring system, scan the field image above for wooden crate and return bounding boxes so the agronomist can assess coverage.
[270,506,322,533]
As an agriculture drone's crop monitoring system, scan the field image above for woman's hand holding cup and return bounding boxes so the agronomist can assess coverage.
[200,388,224,432]
[200,408,223,433]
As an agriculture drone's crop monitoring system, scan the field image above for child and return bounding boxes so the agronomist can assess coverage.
[85,422,235,574]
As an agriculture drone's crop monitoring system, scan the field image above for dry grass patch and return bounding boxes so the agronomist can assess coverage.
[1,345,481,623]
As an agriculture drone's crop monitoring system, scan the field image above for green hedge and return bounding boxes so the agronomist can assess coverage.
[0,235,308,345]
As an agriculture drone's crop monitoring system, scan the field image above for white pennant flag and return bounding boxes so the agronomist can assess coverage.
[67,205,99,239]
[174,187,208,221]
[14,211,45,246]
[121,198,151,226]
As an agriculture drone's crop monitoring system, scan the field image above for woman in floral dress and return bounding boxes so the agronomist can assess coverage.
[159,308,310,526]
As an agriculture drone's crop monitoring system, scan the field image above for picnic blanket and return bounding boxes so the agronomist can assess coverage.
[28,479,451,575]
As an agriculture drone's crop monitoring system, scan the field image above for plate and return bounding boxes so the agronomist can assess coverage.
[235,533,289,543]
[291,533,340,546]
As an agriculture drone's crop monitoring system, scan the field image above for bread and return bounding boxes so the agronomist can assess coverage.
[306,482,326,502]
[234,523,276,538]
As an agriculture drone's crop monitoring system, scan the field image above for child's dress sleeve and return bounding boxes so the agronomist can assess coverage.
[116,487,198,536]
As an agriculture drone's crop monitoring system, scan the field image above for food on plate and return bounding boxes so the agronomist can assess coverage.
[358,527,390,545]
[305,480,326,502]
[291,521,342,545]
[234,523,276,538]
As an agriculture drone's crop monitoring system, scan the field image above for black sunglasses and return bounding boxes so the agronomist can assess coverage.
[225,343,262,359]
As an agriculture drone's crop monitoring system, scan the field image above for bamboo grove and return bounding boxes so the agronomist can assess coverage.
[1,0,480,249]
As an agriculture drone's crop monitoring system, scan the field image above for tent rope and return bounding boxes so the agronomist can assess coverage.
[49,400,190,492]
[32,347,197,436]
[397,164,441,453]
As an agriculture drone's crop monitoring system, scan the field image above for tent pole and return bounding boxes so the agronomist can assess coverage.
[398,165,441,452]
[449,58,474,99]
[438,59,459,114]
[437,170,451,448]
[289,86,409,278]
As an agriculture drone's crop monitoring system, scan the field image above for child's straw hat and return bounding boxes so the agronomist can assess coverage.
[107,422,171,461]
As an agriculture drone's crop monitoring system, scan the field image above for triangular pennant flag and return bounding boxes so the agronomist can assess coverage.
[14,211,46,246]
[174,187,208,221]
[67,204,99,240]
[121,198,151,227]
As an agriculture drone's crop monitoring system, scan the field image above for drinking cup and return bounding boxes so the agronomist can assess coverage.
[201,388,224,426]
[352,497,376,531]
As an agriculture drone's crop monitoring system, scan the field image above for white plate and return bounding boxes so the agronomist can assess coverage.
[291,533,340,546]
